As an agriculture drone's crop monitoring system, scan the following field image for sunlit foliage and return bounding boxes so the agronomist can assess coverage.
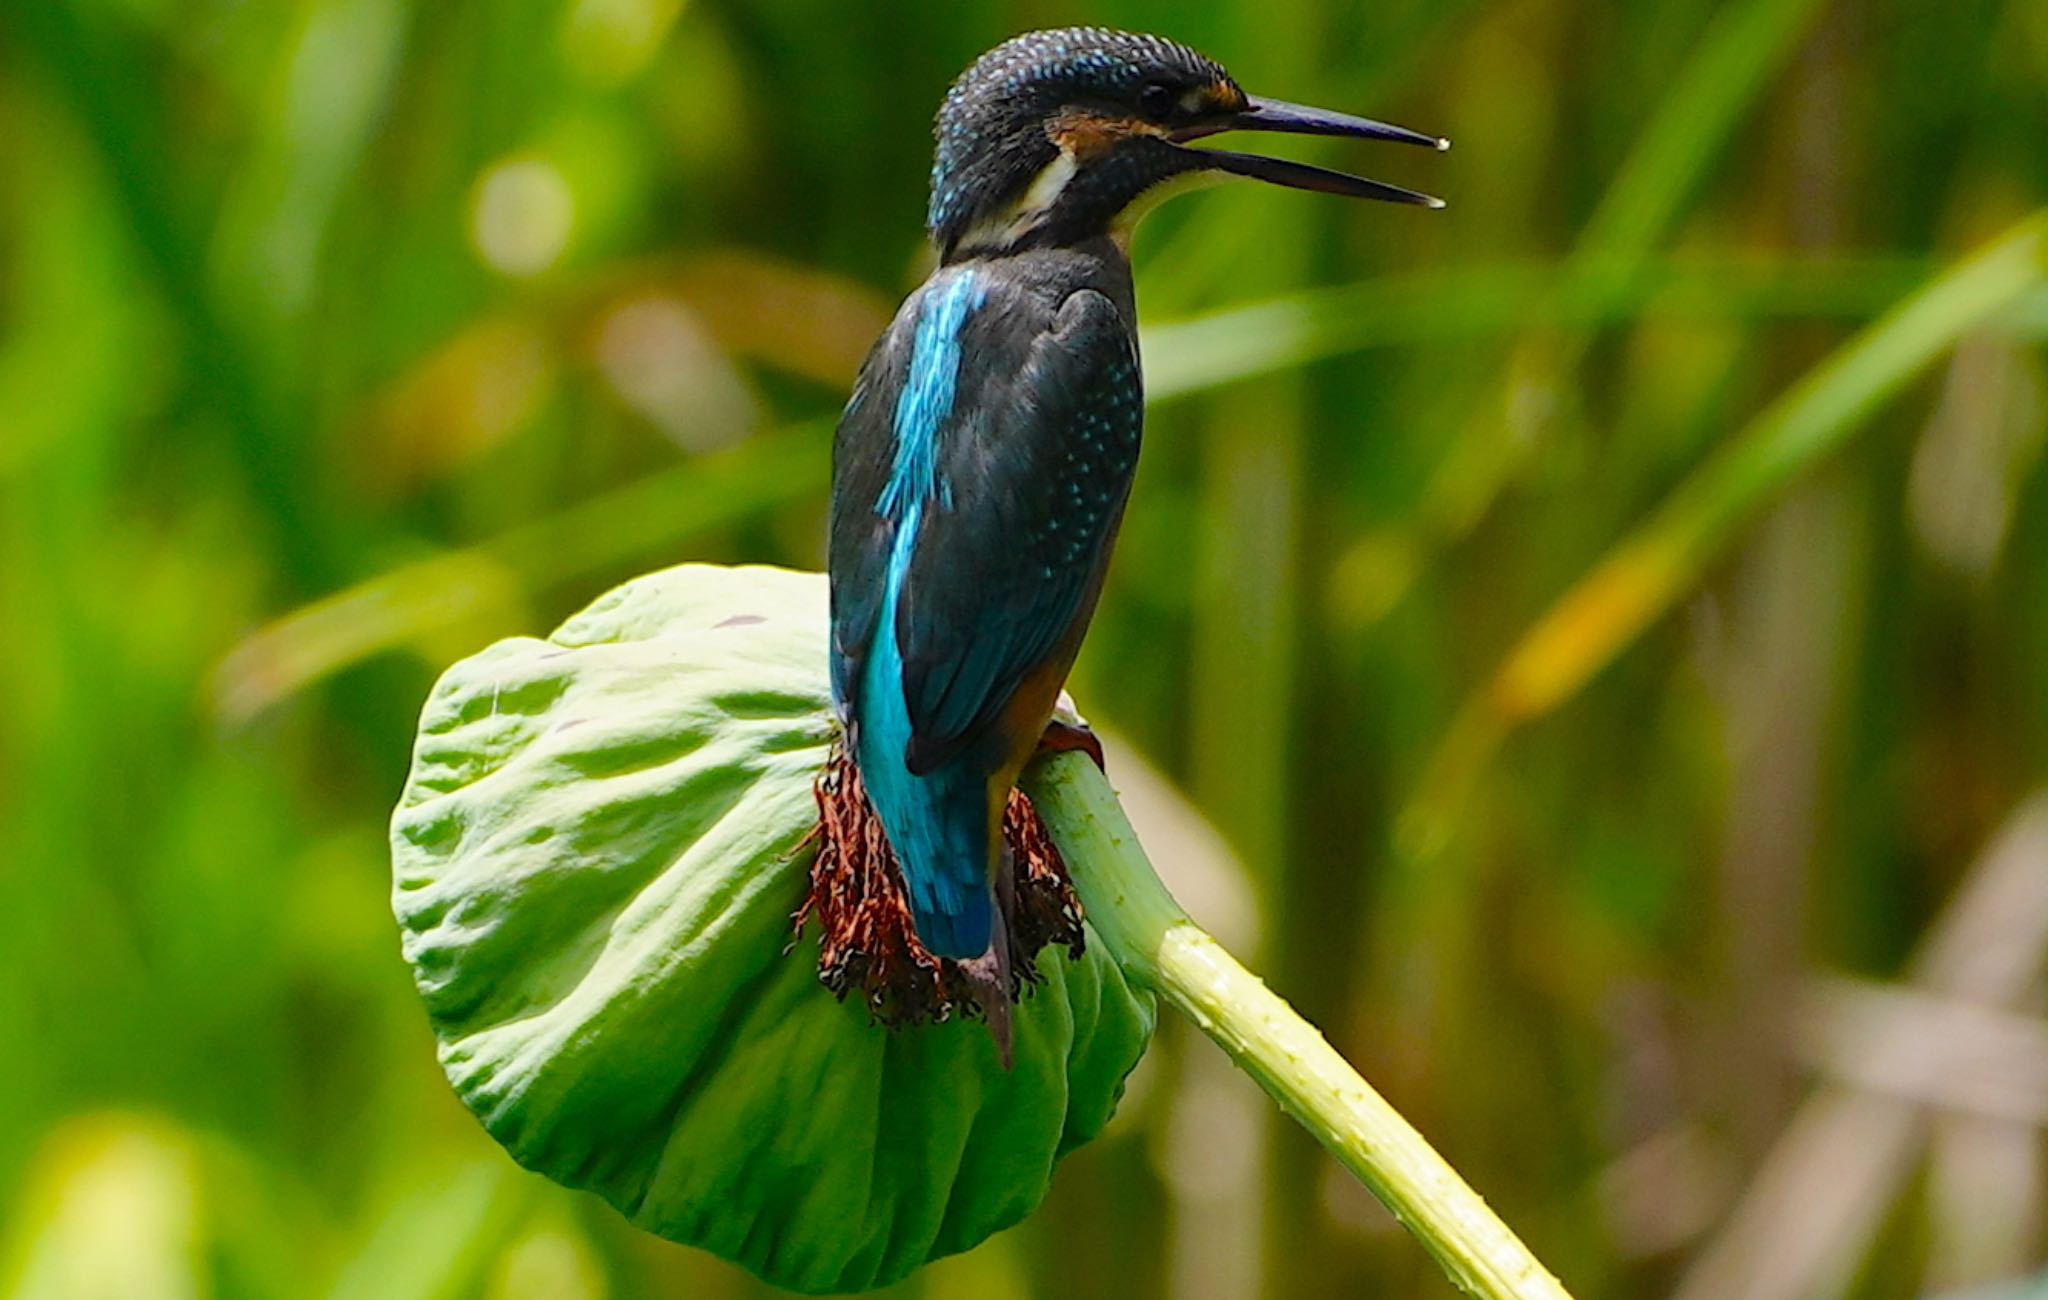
[2,1,2045,1296]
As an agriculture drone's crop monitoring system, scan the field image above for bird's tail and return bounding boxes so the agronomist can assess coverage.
[889,782,996,958]
[954,844,1017,1069]
[849,719,1015,1062]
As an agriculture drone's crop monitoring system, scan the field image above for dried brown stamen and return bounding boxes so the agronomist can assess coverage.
[797,745,1085,1026]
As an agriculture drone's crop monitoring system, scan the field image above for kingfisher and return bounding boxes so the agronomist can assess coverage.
[828,27,1444,1042]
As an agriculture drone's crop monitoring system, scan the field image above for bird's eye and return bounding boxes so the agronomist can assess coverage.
[1138,81,1175,119]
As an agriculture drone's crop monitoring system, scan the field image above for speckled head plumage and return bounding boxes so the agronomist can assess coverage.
[926,27,1450,263]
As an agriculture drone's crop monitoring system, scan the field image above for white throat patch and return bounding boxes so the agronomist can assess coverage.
[954,148,1079,255]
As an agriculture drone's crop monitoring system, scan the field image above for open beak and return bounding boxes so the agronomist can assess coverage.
[1176,95,1449,208]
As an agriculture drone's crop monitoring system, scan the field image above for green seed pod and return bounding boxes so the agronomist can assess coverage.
[390,564,1155,1293]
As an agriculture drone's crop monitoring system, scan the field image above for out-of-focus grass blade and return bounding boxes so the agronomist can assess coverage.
[1573,0,1830,264]
[1402,210,2048,859]
[209,420,827,723]
[326,1162,532,1300]
[1143,255,1933,399]
[12,0,341,591]
[1,1115,206,1300]
[218,255,2002,721]
[1376,0,1834,617]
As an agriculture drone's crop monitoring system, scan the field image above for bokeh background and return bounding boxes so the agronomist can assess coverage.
[5,0,2048,1296]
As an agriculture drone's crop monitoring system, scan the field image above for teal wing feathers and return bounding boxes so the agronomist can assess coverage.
[826,269,1140,956]
[894,287,1140,773]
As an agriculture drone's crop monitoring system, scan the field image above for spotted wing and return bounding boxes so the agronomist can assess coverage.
[894,286,1141,774]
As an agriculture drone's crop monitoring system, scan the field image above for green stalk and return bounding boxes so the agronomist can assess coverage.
[1023,752,1574,1300]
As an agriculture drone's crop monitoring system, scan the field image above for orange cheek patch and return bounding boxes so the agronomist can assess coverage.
[1204,79,1249,114]
[1048,110,1156,158]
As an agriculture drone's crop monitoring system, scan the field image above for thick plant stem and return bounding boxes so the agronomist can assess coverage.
[1024,751,1575,1300]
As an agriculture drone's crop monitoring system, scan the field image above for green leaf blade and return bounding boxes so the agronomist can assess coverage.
[391,564,1154,1294]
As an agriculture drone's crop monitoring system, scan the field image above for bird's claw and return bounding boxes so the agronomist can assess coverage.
[1034,717,1104,770]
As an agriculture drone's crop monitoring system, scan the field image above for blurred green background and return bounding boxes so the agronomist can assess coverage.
[4,0,2048,1296]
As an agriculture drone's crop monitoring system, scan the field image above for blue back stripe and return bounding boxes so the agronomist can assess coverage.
[854,267,995,955]
[880,271,984,520]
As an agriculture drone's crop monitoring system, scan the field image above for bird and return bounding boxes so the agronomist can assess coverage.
[827,27,1444,1052]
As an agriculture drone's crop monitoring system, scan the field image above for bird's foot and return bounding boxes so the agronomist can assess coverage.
[1034,716,1105,770]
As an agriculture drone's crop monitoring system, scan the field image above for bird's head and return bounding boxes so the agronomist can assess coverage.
[927,27,1447,263]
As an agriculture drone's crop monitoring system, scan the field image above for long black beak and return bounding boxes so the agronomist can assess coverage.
[1179,95,1449,209]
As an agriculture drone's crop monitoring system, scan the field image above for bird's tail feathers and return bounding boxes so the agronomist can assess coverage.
[955,853,1016,1069]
